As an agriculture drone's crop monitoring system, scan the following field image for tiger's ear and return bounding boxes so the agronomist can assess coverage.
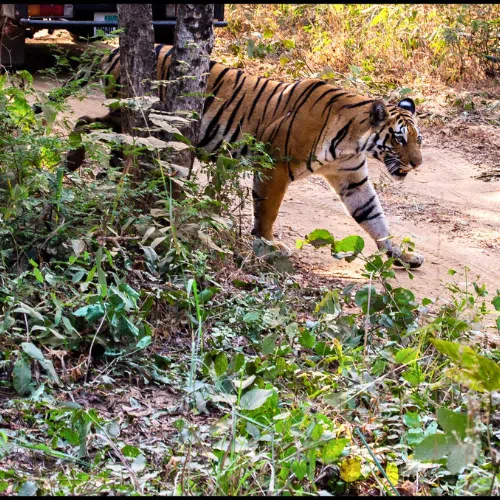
[369,100,388,127]
[397,98,416,115]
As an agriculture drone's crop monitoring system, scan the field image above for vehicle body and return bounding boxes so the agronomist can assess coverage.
[0,4,227,66]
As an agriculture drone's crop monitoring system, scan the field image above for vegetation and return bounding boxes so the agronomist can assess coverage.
[1,5,500,496]
[217,4,499,85]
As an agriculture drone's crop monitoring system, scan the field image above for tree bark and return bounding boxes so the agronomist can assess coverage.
[117,4,155,177]
[161,4,215,175]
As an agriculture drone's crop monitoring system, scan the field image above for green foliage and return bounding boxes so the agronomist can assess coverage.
[432,339,500,392]
[414,408,480,474]
[1,30,499,497]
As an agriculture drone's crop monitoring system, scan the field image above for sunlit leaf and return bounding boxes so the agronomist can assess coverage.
[321,438,349,464]
[340,456,362,482]
[13,358,32,396]
[240,388,274,411]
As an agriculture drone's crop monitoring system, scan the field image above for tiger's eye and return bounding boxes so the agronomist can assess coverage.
[417,136,422,145]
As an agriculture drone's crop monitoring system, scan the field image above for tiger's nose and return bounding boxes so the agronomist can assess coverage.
[410,159,422,168]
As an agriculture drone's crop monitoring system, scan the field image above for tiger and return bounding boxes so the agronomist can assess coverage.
[50,44,425,268]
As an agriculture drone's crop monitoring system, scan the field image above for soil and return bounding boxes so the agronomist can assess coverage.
[26,34,500,322]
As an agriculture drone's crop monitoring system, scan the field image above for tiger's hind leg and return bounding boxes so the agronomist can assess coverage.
[251,163,292,257]
[64,109,123,172]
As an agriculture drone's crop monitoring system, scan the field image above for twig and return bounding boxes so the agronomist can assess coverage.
[363,271,374,362]
[24,313,30,342]
[355,427,400,496]
[39,217,67,250]
[93,433,142,492]
[84,312,107,384]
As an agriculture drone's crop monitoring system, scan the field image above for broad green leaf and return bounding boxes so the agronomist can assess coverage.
[431,339,477,368]
[243,311,260,324]
[60,428,79,446]
[308,448,316,481]
[385,462,399,486]
[333,235,365,261]
[292,460,307,480]
[233,375,256,391]
[21,342,45,362]
[355,286,385,314]
[117,316,139,337]
[33,268,44,283]
[97,266,107,298]
[262,308,284,328]
[475,355,500,392]
[262,333,279,355]
[198,287,217,304]
[370,7,388,26]
[240,388,274,411]
[18,481,38,496]
[121,445,141,458]
[340,456,361,482]
[131,454,146,472]
[73,304,105,322]
[432,339,500,392]
[392,287,416,307]
[446,440,480,474]
[395,347,418,364]
[492,294,500,311]
[298,330,315,349]
[406,428,424,445]
[276,357,286,376]
[13,358,32,396]
[402,364,425,386]
[413,433,453,461]
[214,352,228,377]
[285,322,299,342]
[437,408,468,440]
[72,270,85,283]
[321,438,349,464]
[13,303,44,322]
[315,290,341,315]
[246,421,260,439]
[403,412,420,428]
[263,27,274,39]
[39,359,61,385]
[323,391,349,407]
[229,352,245,373]
[305,229,335,247]
[136,336,151,350]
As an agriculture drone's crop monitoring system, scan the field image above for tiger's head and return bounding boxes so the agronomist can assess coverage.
[367,98,423,181]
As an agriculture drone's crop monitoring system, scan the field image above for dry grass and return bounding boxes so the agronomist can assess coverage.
[214,4,500,96]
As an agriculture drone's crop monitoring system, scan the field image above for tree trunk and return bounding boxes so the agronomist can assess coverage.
[117,4,155,177]
[161,4,215,175]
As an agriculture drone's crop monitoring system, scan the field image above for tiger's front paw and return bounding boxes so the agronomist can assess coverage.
[383,244,424,269]
[392,251,425,269]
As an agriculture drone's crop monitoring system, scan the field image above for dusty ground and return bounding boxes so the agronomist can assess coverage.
[26,35,500,312]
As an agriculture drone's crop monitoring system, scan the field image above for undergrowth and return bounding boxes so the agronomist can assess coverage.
[0,28,500,497]
[216,4,499,86]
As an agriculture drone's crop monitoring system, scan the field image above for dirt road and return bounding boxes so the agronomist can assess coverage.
[279,151,500,301]
[28,38,500,309]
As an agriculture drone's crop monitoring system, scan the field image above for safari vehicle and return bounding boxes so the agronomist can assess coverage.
[0,4,227,66]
